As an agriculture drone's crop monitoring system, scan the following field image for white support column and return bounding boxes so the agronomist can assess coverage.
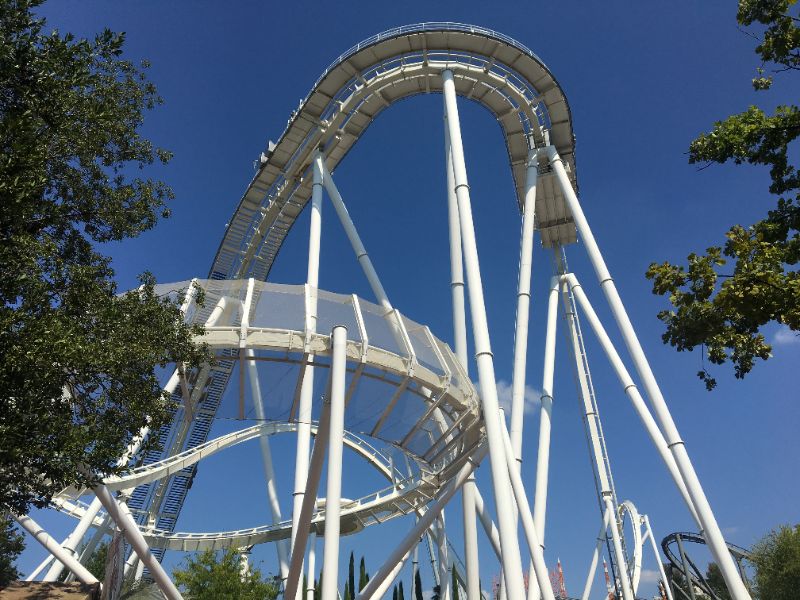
[564,273,699,524]
[472,488,503,561]
[581,507,613,600]
[441,68,526,600]
[497,414,555,600]
[547,145,750,600]
[357,444,488,600]
[445,119,481,600]
[284,390,332,600]
[291,150,325,595]
[435,516,450,600]
[320,326,348,600]
[14,514,99,586]
[306,532,317,600]
[644,515,674,600]
[246,346,289,579]
[92,484,183,600]
[525,276,560,600]
[509,150,539,463]
[320,162,391,311]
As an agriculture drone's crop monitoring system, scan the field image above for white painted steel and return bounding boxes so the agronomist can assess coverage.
[357,444,487,600]
[320,326,348,600]
[472,488,503,560]
[444,129,479,600]
[497,415,556,600]
[564,273,699,524]
[580,507,612,600]
[247,349,289,579]
[644,515,674,600]
[92,484,183,600]
[306,532,317,600]
[14,515,99,586]
[547,146,751,600]
[43,497,103,582]
[509,151,539,464]
[291,150,324,595]
[619,500,644,593]
[442,68,526,600]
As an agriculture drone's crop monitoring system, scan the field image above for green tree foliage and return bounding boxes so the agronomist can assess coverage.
[414,569,424,600]
[0,0,207,514]
[451,566,459,600]
[0,516,24,587]
[348,551,356,600]
[172,549,279,600]
[392,584,398,600]
[750,524,800,599]
[84,542,108,582]
[359,556,369,591]
[646,0,800,389]
[705,562,733,600]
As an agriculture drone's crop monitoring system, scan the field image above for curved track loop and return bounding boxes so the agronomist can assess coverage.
[618,500,644,594]
[211,22,579,283]
[53,422,453,552]
[661,532,751,600]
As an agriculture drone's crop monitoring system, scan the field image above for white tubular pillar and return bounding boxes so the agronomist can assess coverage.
[526,276,560,600]
[284,398,331,600]
[472,488,503,561]
[26,553,55,581]
[320,162,391,311]
[581,508,613,600]
[509,150,539,462]
[565,274,699,524]
[497,414,555,600]
[434,516,450,600]
[92,484,183,600]
[533,277,560,542]
[43,498,103,582]
[445,119,481,600]
[367,548,412,600]
[357,445,487,600]
[644,515,674,600]
[306,532,317,600]
[14,514,98,585]
[320,326,348,600]
[247,349,289,579]
[547,145,750,600]
[291,150,324,594]
[441,68,526,600]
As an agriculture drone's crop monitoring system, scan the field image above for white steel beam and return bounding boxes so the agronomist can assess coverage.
[14,514,98,586]
[357,444,488,600]
[580,508,613,600]
[644,515,675,600]
[445,113,480,600]
[441,68,526,600]
[290,149,324,596]
[509,150,539,463]
[547,145,750,600]
[320,326,348,600]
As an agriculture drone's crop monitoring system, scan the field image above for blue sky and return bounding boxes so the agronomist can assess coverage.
[20,2,799,598]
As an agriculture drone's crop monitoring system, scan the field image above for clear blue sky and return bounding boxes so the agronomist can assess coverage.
[20,2,799,598]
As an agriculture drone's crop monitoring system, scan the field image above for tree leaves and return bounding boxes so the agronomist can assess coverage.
[0,0,208,513]
[647,1,800,389]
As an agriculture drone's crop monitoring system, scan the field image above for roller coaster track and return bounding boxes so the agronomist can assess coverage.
[661,532,751,600]
[130,22,578,564]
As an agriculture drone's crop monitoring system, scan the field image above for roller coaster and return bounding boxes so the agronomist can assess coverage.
[15,23,753,600]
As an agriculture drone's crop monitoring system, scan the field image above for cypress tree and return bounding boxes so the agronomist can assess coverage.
[359,556,369,591]
[414,569,424,600]
[349,551,356,600]
[398,580,406,600]
[451,565,459,600]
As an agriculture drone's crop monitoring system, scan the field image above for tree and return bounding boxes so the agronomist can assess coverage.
[0,516,24,587]
[451,566,459,600]
[398,580,406,600]
[84,542,108,582]
[414,569,424,600]
[172,549,280,600]
[705,562,733,600]
[750,524,800,600]
[646,0,799,389]
[348,551,356,600]
[0,0,207,514]
[359,556,369,591]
